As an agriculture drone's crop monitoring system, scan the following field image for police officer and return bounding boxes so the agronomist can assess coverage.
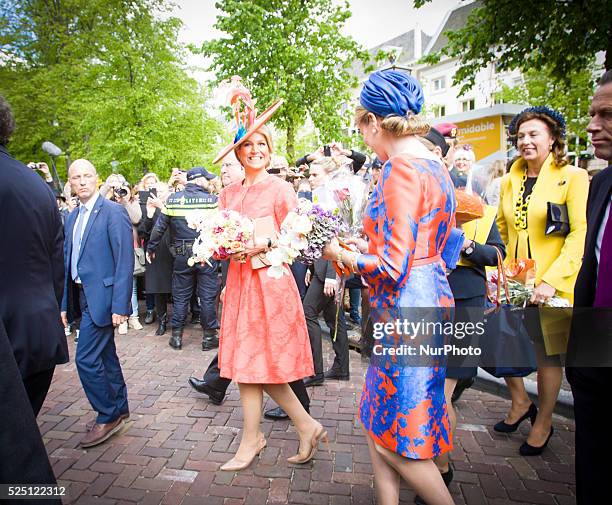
[147,167,219,350]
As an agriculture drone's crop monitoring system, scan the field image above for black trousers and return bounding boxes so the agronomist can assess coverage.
[567,367,612,505]
[202,354,310,411]
[303,274,349,376]
[154,293,168,316]
[23,367,55,417]
[171,254,218,330]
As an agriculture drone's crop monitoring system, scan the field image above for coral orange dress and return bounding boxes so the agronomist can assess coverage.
[357,154,456,460]
[218,175,314,383]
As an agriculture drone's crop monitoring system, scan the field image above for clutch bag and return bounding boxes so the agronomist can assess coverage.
[250,216,275,269]
[545,202,570,236]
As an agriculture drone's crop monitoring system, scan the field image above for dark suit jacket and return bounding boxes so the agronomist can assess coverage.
[0,144,68,379]
[0,321,60,500]
[61,196,134,327]
[312,258,336,283]
[567,166,612,368]
[574,166,612,307]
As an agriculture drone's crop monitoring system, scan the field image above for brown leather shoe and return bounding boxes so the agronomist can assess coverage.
[85,413,129,432]
[79,417,125,448]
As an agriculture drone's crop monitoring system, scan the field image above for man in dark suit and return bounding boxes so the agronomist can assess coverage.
[302,258,349,387]
[0,96,68,417]
[61,158,134,448]
[0,95,64,501]
[566,70,612,505]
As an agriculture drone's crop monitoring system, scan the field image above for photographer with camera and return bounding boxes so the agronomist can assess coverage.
[28,160,57,192]
[167,168,187,192]
[294,142,367,173]
[100,174,143,335]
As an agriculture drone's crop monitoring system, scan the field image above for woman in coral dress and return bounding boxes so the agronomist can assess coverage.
[324,71,455,505]
[213,89,326,471]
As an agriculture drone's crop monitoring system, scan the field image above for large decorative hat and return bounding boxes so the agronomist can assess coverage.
[212,76,283,164]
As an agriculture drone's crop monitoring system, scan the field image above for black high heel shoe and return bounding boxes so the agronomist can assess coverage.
[494,403,537,433]
[519,426,554,456]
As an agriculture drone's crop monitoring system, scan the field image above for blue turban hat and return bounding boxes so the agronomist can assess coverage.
[360,70,424,118]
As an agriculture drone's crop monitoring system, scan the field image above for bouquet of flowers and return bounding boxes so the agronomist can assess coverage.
[265,198,342,279]
[486,271,570,307]
[186,209,254,266]
[330,174,368,238]
[313,173,368,239]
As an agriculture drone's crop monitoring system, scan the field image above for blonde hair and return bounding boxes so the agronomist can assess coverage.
[417,136,436,152]
[355,105,430,137]
[142,172,159,184]
[488,159,506,180]
[310,156,341,175]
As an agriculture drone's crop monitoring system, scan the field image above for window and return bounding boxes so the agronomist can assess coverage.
[433,105,446,117]
[432,77,446,92]
[512,77,523,86]
[462,99,475,112]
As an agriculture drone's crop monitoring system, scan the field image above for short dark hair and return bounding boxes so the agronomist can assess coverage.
[599,70,612,87]
[0,95,15,146]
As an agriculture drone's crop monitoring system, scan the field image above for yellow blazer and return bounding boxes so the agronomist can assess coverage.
[497,153,588,301]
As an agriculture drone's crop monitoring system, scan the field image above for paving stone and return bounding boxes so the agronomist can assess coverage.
[38,326,577,505]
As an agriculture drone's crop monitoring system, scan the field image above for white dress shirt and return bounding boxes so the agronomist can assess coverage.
[595,194,612,266]
[73,192,100,283]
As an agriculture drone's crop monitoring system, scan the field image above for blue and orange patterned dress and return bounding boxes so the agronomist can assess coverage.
[356,153,456,460]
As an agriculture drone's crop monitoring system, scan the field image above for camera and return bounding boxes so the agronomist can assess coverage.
[113,183,130,199]
[323,145,331,157]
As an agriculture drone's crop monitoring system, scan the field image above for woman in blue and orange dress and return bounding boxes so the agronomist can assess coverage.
[324,71,456,505]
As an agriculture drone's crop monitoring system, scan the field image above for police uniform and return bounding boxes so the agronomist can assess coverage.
[148,167,219,350]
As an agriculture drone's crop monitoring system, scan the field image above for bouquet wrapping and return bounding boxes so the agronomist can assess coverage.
[187,209,254,266]
[486,271,569,308]
[265,199,341,279]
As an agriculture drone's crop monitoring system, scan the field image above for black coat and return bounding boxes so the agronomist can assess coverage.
[573,166,612,307]
[139,208,173,294]
[567,166,612,368]
[0,145,68,379]
[0,321,60,502]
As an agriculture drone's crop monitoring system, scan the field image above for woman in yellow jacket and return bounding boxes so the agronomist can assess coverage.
[495,106,588,455]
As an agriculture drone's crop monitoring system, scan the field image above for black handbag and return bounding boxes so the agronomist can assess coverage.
[545,202,570,236]
[481,248,537,378]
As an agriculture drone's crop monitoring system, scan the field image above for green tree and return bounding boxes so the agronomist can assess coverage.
[0,0,223,183]
[415,0,612,93]
[201,0,370,160]
[495,64,596,149]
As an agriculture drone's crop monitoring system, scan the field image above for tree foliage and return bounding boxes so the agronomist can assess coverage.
[0,0,223,183]
[416,0,612,94]
[495,63,596,148]
[201,0,371,160]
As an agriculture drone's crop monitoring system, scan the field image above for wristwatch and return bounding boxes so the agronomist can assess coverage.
[463,240,475,256]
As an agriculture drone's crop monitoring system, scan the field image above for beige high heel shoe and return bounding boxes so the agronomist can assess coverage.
[287,423,330,464]
[220,436,267,472]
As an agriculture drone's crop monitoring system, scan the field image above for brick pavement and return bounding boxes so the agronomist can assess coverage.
[40,323,576,505]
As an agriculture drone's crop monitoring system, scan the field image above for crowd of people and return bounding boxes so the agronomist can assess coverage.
[0,67,611,505]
